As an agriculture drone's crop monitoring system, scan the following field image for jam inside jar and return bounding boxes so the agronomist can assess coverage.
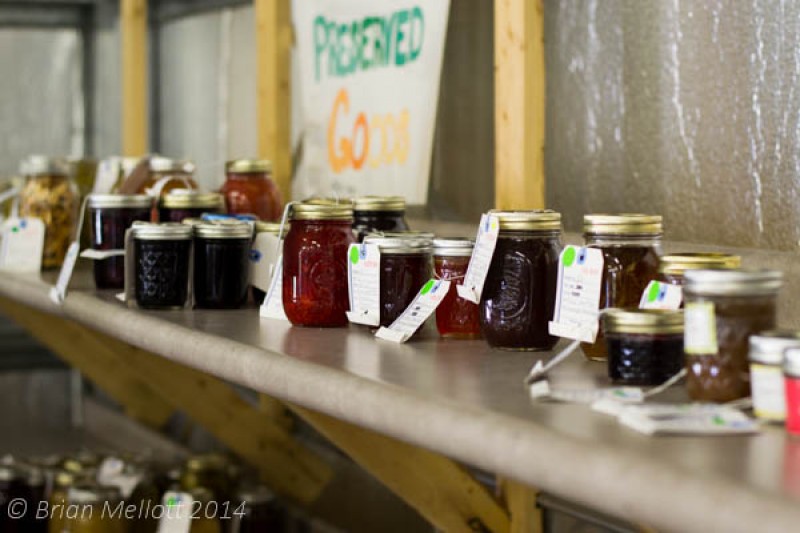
[88,194,152,289]
[282,203,355,327]
[581,214,663,361]
[480,210,562,351]
[193,222,253,309]
[433,238,481,339]
[132,223,192,309]
[352,196,410,242]
[159,190,225,222]
[221,159,283,221]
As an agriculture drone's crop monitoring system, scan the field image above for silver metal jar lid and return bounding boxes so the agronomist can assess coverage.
[785,347,800,377]
[363,235,433,254]
[684,268,783,297]
[750,330,800,365]
[195,221,253,239]
[133,222,193,240]
[149,156,195,174]
[433,237,474,257]
[88,193,152,209]
[161,190,224,209]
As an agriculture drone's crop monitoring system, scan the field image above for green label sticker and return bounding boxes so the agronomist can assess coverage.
[562,246,576,267]
[349,246,359,264]
[647,281,661,302]
[421,280,434,294]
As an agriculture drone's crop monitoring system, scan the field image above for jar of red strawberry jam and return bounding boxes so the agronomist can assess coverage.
[433,238,481,339]
[282,202,355,327]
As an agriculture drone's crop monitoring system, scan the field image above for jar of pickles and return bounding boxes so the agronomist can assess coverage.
[88,194,152,289]
[159,191,225,222]
[221,159,283,221]
[282,203,355,327]
[684,269,783,402]
[480,210,562,351]
[19,156,79,268]
[581,214,663,361]
[193,221,253,309]
[749,331,800,423]
[133,222,193,309]
[433,238,481,339]
[657,253,741,286]
[352,196,410,241]
[363,235,433,327]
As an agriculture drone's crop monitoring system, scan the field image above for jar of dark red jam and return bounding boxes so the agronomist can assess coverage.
[603,308,684,385]
[784,348,800,436]
[363,235,433,327]
[88,194,152,289]
[221,159,283,221]
[657,253,741,286]
[581,214,663,362]
[479,210,562,351]
[433,238,481,339]
[251,221,285,304]
[159,190,225,222]
[194,221,253,309]
[684,269,782,403]
[352,196,410,242]
[133,223,192,309]
[283,203,355,327]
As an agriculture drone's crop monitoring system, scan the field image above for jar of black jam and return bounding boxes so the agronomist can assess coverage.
[194,221,253,309]
[251,221,285,304]
[657,253,741,286]
[230,485,286,532]
[0,466,24,532]
[603,308,684,385]
[480,210,562,351]
[363,235,433,327]
[353,196,409,241]
[433,238,481,339]
[133,222,192,309]
[159,190,225,222]
[88,194,152,289]
[684,269,783,403]
[581,214,663,361]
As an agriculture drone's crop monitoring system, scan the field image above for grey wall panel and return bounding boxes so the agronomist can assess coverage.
[92,0,121,159]
[226,5,258,160]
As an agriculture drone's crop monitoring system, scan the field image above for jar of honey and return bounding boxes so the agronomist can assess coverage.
[433,238,481,339]
[221,159,283,221]
[352,196,410,241]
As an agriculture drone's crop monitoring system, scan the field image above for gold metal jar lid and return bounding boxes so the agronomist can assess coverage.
[684,268,783,296]
[68,484,122,505]
[353,196,406,212]
[149,156,195,174]
[433,237,474,257]
[254,221,286,235]
[290,201,353,221]
[88,193,152,209]
[363,235,433,254]
[603,308,684,335]
[750,330,800,366]
[583,213,663,235]
[368,230,435,240]
[133,221,193,240]
[659,253,741,277]
[186,454,228,472]
[490,209,562,231]
[226,158,273,173]
[161,190,225,209]
[195,221,253,239]
[20,155,70,177]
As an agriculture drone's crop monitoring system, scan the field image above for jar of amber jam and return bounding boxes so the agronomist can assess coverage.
[193,221,253,309]
[221,159,283,221]
[159,190,225,222]
[251,221,285,304]
[603,308,684,385]
[88,194,152,289]
[480,210,562,351]
[283,202,355,327]
[657,253,741,286]
[133,222,192,309]
[353,196,410,241]
[433,238,481,339]
[581,214,663,361]
[684,269,783,403]
[363,235,433,327]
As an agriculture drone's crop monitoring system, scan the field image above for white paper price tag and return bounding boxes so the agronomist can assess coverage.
[456,214,499,304]
[49,241,80,304]
[346,243,381,326]
[92,157,120,194]
[80,249,125,260]
[260,258,288,321]
[639,280,682,310]
[548,246,604,343]
[156,491,193,533]
[250,232,282,294]
[684,301,718,354]
[0,217,44,272]
[376,279,451,343]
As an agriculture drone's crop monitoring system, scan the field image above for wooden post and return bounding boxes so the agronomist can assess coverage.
[255,0,292,201]
[495,0,546,209]
[121,0,148,156]
[499,477,543,533]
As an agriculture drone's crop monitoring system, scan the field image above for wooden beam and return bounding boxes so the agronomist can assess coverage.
[290,405,510,533]
[255,0,292,201]
[495,0,546,209]
[498,477,543,533]
[121,0,148,156]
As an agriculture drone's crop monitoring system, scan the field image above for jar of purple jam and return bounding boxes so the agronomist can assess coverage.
[159,190,225,222]
[88,194,152,289]
[133,222,192,309]
[193,221,254,309]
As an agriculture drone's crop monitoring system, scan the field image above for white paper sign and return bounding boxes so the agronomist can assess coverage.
[346,243,381,326]
[156,491,193,533]
[291,0,451,203]
[548,246,604,343]
[684,302,718,354]
[376,279,451,343]
[456,214,500,304]
[0,217,44,272]
[260,259,288,321]
[639,280,682,310]
[250,232,282,294]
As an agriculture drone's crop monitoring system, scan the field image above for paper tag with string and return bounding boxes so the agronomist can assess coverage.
[639,280,682,310]
[259,202,293,322]
[376,279,451,343]
[548,245,604,343]
[456,214,499,304]
[49,195,90,304]
[0,217,45,272]
[346,243,381,326]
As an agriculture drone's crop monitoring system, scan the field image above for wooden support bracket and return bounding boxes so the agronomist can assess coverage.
[121,0,148,156]
[498,477,543,533]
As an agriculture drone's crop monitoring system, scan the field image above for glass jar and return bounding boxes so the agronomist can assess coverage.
[283,203,355,327]
[603,308,684,385]
[139,157,197,196]
[133,223,193,309]
[63,484,125,533]
[363,235,433,327]
[433,238,481,339]
[581,214,663,361]
[657,252,741,286]
[684,269,783,403]
[231,485,286,532]
[88,194,152,289]
[785,348,800,436]
[251,221,285,304]
[0,466,24,532]
[221,159,283,221]
[193,221,253,309]
[352,196,410,241]
[480,210,562,351]
[19,156,79,268]
[750,331,800,423]
[159,190,225,222]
